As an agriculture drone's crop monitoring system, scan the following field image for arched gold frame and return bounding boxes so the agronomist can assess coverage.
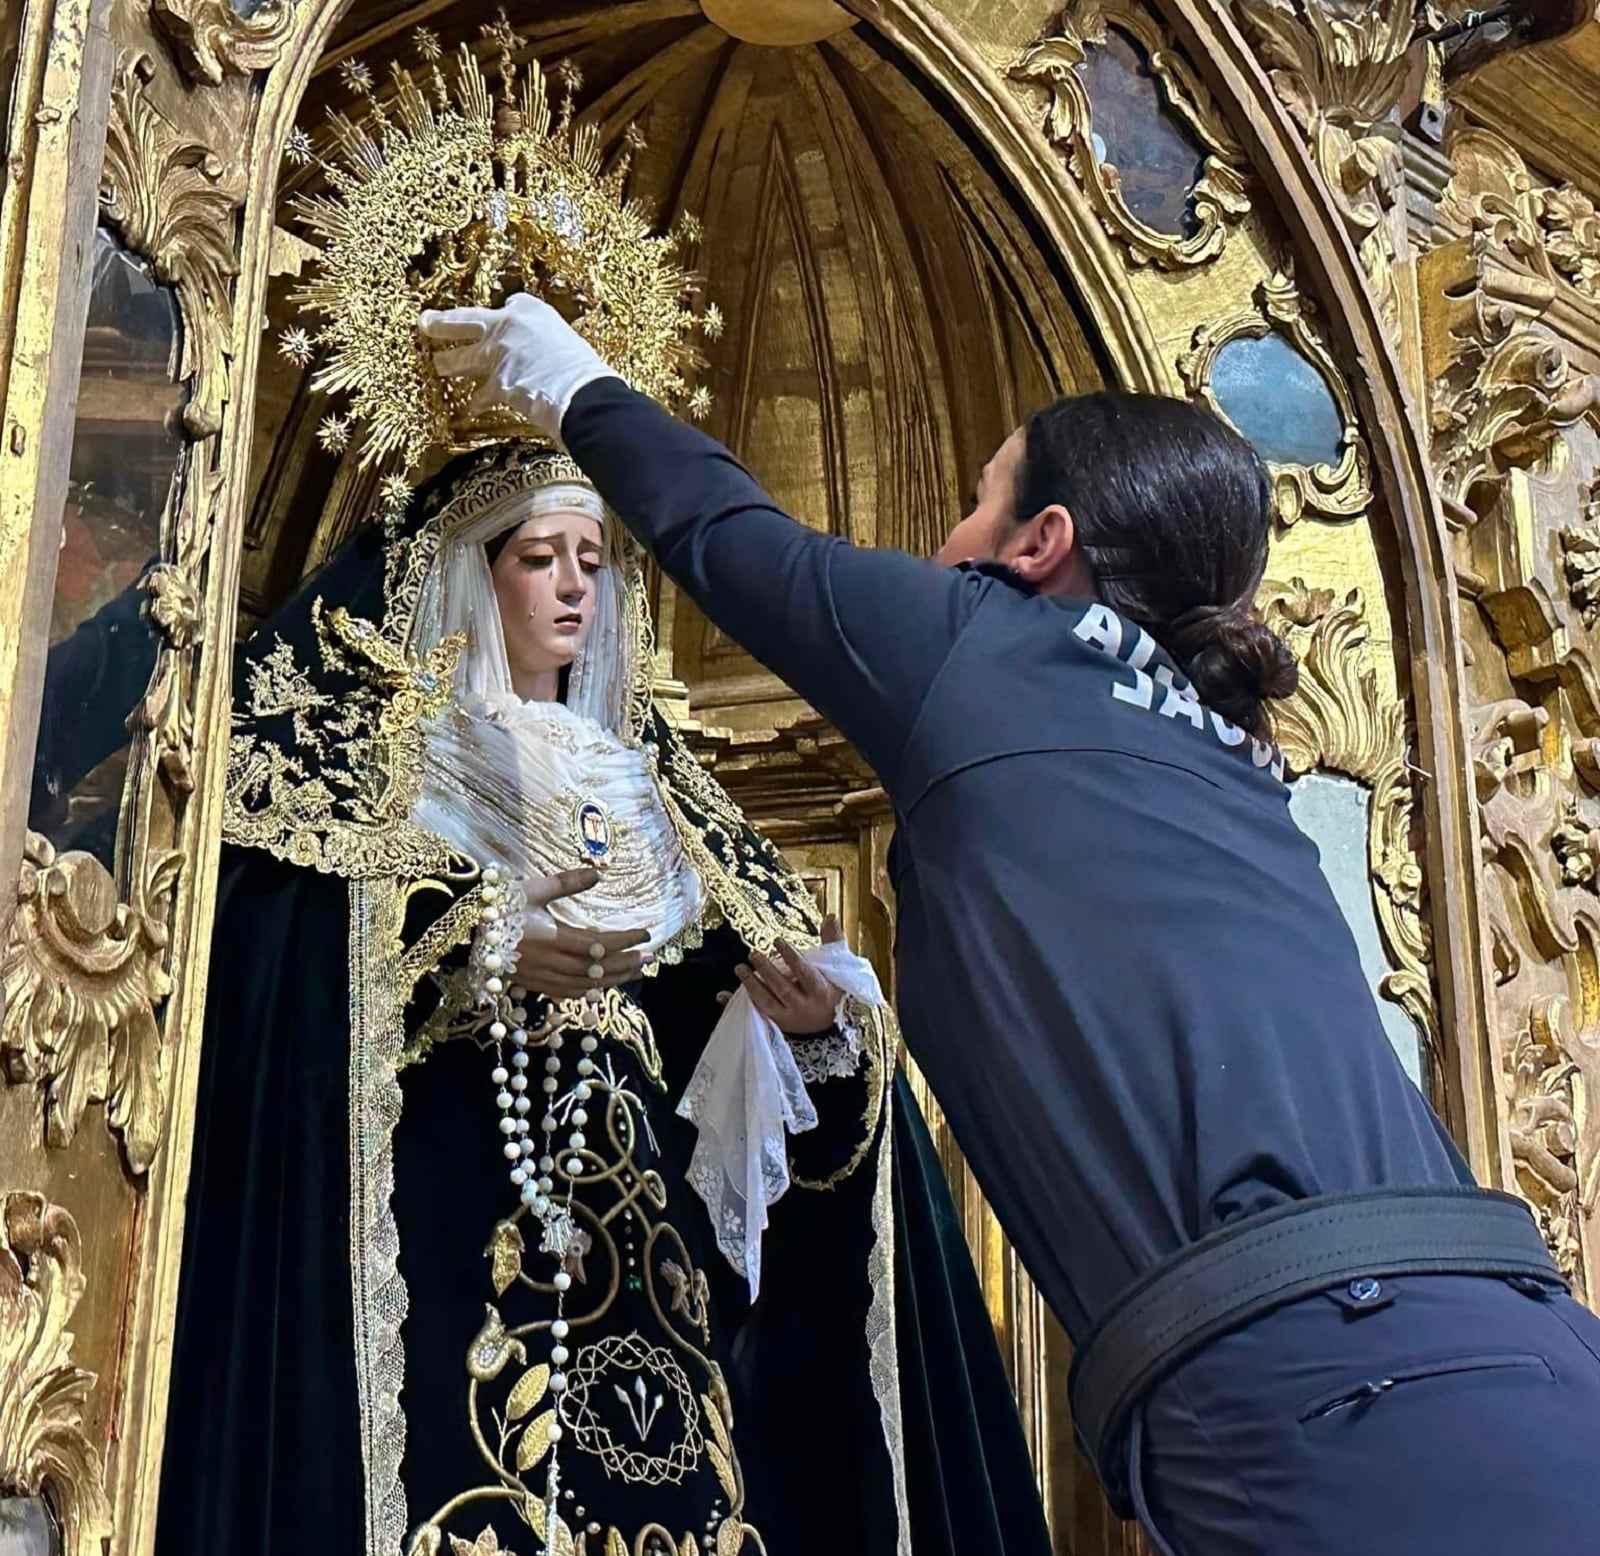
[0,2,1513,1552]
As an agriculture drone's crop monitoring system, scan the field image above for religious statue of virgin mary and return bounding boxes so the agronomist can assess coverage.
[153,28,1052,1556]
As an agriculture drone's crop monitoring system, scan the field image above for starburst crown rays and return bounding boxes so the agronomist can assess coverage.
[283,13,715,480]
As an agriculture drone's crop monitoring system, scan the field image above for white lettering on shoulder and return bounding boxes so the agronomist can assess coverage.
[1068,602,1287,783]
[1154,664,1206,730]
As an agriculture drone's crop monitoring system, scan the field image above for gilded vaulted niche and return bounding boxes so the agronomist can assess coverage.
[248,6,1108,724]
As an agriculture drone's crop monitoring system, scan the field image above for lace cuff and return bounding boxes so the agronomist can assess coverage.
[676,942,886,1298]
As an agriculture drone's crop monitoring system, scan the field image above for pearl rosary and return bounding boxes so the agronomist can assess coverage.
[474,864,614,1532]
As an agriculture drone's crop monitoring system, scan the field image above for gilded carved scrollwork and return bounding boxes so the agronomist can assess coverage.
[1181,268,1372,522]
[99,52,245,438]
[2,49,243,1177]
[1,835,181,1173]
[1440,125,1600,303]
[151,0,294,87]
[0,1192,110,1556]
[1562,481,1600,631]
[1420,166,1600,1282]
[1420,240,1594,521]
[1232,0,1415,329]
[1261,579,1439,1086]
[1011,0,1250,269]
[1504,999,1583,1280]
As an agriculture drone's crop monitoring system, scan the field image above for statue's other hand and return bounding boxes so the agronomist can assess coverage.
[716,915,846,1035]
[420,293,618,440]
[512,867,649,998]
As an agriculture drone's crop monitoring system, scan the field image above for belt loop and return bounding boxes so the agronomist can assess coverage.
[1127,1405,1184,1556]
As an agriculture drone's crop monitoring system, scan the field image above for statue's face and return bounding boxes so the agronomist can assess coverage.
[489,508,605,685]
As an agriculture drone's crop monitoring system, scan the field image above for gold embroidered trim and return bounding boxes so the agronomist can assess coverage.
[223,598,471,880]
[348,876,413,1556]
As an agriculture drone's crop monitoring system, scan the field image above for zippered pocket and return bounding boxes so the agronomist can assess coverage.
[1297,1351,1552,1423]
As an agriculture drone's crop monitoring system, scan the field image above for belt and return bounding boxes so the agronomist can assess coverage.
[1069,1186,1564,1503]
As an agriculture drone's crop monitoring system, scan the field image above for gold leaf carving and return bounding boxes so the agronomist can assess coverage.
[1181,268,1371,523]
[0,1194,110,1555]
[1440,125,1600,301]
[1011,0,1249,269]
[1234,0,1415,328]
[1419,240,1595,516]
[151,0,293,87]
[1503,1000,1582,1279]
[99,53,246,437]
[506,1363,549,1422]
[2,835,180,1173]
[1562,494,1600,631]
[1262,581,1438,1075]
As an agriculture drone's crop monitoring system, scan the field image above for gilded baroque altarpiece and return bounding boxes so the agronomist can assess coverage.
[2,1,1600,1553]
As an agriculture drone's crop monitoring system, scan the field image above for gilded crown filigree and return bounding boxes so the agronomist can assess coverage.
[0,1193,110,1556]
[1011,0,1250,269]
[281,16,718,484]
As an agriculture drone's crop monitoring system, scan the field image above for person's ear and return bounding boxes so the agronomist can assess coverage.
[1007,504,1077,586]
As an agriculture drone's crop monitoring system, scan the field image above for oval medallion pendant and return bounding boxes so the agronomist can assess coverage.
[577,799,613,862]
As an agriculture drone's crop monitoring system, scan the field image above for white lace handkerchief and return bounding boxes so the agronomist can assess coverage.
[677,942,886,1299]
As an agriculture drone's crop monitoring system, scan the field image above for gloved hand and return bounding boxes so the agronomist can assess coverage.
[419,292,621,442]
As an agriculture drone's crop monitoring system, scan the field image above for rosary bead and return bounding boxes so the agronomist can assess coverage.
[512,1051,529,1069]
[496,1090,513,1110]
[502,1141,521,1161]
[491,1066,509,1086]
[486,976,504,995]
[551,1319,569,1339]
[489,1021,507,1041]
[553,1271,572,1292]
[511,1074,528,1093]
[514,1096,531,1115]
[569,1131,587,1150]
[498,1116,517,1136]
[551,1344,569,1366]
[571,1108,588,1128]
[580,1036,599,1054]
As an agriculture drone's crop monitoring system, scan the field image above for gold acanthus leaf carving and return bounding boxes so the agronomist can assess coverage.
[0,1193,110,1555]
[1419,241,1596,515]
[1261,580,1438,1077]
[1440,125,1600,300]
[1503,1000,1582,1281]
[1233,0,1414,329]
[1011,0,1249,269]
[1561,483,1600,631]
[1,835,181,1174]
[1551,802,1600,891]
[151,0,293,86]
[99,53,246,437]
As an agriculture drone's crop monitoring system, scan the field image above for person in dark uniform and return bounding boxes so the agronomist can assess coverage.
[421,294,1600,1556]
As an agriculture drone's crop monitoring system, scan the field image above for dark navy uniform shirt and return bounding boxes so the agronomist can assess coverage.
[565,378,1469,1341]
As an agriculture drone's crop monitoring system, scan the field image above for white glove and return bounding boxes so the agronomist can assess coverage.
[418,292,621,442]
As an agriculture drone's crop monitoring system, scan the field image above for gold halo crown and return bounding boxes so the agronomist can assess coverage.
[278,14,722,496]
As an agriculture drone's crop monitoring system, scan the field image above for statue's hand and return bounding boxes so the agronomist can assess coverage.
[420,293,618,440]
[716,915,846,1035]
[513,867,648,998]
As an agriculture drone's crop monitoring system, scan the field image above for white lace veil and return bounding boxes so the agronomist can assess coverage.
[409,471,632,732]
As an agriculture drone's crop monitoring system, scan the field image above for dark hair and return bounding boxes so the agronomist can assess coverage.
[1014,391,1297,736]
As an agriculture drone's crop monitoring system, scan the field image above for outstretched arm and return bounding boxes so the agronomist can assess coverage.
[422,294,976,786]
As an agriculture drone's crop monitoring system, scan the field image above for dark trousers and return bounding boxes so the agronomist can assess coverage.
[1131,1274,1600,1554]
